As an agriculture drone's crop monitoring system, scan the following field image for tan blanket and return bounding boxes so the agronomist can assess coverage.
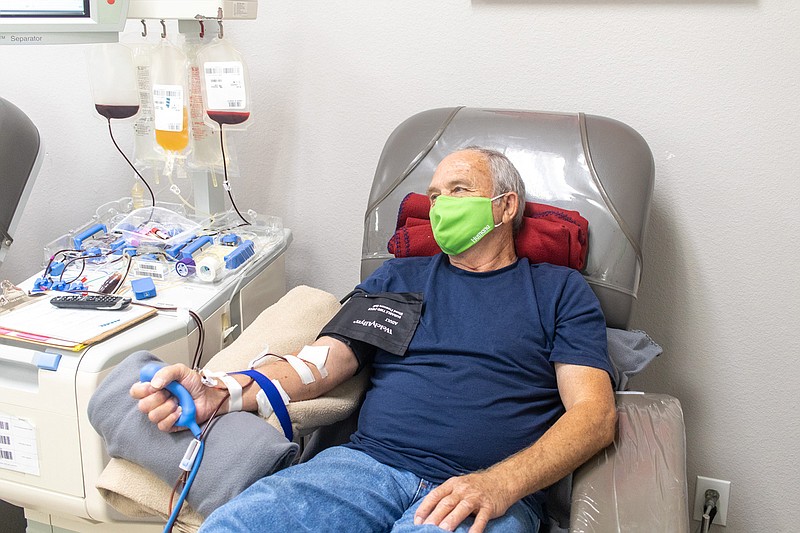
[96,285,370,529]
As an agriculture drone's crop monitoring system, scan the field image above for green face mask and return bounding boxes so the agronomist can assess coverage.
[429,194,506,255]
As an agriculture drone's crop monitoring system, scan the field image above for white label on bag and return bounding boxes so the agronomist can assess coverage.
[203,61,246,110]
[152,84,184,132]
[0,413,39,476]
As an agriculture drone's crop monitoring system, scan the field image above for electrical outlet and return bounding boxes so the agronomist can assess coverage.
[693,476,731,526]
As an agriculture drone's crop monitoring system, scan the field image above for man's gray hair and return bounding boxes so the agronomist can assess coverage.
[464,146,526,232]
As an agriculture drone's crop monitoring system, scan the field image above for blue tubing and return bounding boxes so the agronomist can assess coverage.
[163,440,204,533]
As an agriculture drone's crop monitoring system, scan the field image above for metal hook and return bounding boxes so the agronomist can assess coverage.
[141,19,147,38]
[199,20,205,39]
[217,20,224,39]
[160,19,167,39]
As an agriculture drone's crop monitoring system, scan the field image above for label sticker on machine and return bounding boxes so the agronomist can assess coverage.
[0,413,39,476]
[152,84,184,132]
[203,62,246,110]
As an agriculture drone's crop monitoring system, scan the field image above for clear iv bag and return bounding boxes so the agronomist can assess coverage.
[197,39,252,130]
[131,43,162,165]
[151,39,191,154]
[185,38,223,168]
[88,44,140,121]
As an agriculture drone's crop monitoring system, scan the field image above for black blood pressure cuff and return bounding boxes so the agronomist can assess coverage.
[319,290,423,368]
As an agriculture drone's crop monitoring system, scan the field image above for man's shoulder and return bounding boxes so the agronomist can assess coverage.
[528,260,581,281]
[527,261,594,299]
[359,255,440,291]
[381,255,440,273]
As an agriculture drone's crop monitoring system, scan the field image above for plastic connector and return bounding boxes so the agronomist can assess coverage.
[220,234,242,246]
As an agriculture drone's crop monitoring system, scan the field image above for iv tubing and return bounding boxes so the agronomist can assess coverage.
[163,440,204,533]
[217,125,250,226]
[107,119,156,208]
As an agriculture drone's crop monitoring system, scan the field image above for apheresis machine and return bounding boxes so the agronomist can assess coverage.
[0,2,287,531]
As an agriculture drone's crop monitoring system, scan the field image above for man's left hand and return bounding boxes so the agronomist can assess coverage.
[413,470,514,533]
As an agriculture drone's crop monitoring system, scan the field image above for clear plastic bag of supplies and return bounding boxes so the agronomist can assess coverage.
[197,39,252,130]
[88,44,140,121]
[112,207,202,247]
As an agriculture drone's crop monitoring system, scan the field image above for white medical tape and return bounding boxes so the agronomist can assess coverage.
[218,374,243,412]
[176,307,191,324]
[255,389,272,419]
[248,345,276,370]
[272,378,291,405]
[254,379,290,419]
[297,345,330,378]
[199,369,219,387]
[199,369,243,412]
[279,354,316,385]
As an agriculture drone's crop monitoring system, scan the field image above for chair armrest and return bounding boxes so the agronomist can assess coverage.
[570,392,690,533]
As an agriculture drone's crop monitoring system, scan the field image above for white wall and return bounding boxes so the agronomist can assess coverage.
[2,0,799,530]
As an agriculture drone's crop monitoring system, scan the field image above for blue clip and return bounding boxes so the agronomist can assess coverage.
[224,240,255,270]
[32,277,54,292]
[180,236,214,260]
[166,235,197,259]
[48,261,65,277]
[110,238,127,252]
[72,223,107,250]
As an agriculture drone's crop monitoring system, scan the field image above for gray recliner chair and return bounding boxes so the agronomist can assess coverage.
[0,97,42,268]
[354,107,689,532]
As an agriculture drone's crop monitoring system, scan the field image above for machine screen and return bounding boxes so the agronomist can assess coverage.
[0,0,89,17]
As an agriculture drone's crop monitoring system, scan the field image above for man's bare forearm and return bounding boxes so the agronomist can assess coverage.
[219,336,359,413]
[482,398,617,503]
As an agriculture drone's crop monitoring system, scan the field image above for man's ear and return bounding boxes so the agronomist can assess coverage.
[501,192,519,225]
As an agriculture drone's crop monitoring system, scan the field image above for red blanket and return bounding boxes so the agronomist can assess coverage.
[387,193,589,270]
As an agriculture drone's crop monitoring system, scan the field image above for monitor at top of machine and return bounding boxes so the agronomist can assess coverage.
[0,0,257,46]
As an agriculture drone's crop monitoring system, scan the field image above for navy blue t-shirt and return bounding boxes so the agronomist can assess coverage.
[347,254,611,494]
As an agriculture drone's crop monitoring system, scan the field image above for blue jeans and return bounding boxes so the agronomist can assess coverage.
[200,446,541,532]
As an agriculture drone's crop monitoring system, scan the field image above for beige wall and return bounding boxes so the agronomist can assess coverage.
[2,0,799,530]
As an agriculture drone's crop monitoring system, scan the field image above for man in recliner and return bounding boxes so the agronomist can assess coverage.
[132,147,616,533]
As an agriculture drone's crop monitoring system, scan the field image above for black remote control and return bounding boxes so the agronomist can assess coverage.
[50,294,132,311]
